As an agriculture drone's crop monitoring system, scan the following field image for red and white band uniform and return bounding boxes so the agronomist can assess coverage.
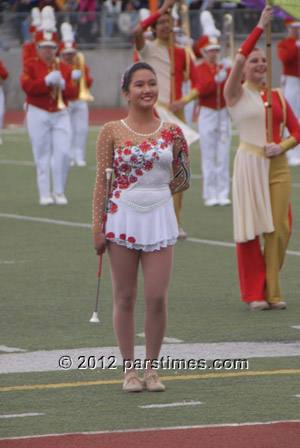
[68,64,93,165]
[22,7,41,62]
[277,22,300,164]
[22,40,38,62]
[20,45,77,202]
[0,59,9,143]
[58,21,94,167]
[195,58,231,204]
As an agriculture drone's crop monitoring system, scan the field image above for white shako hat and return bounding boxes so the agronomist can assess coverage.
[58,22,76,54]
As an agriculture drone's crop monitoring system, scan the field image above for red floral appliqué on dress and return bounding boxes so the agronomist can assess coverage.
[107,125,186,219]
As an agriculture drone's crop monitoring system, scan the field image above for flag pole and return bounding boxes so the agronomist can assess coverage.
[169,6,176,103]
[266,0,273,143]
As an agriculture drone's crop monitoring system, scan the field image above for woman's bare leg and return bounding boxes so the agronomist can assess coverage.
[141,245,174,371]
[107,242,140,374]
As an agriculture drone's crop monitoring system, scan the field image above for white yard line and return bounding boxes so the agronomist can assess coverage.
[138,401,203,409]
[1,159,300,187]
[2,420,300,440]
[0,159,35,166]
[1,213,299,256]
[0,413,44,419]
[137,333,184,343]
[0,346,26,353]
[0,213,91,229]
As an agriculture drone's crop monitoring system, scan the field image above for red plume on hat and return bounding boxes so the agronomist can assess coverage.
[29,7,42,35]
[284,18,300,27]
[193,11,221,58]
[35,6,57,47]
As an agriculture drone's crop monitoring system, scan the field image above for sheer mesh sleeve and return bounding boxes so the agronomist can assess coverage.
[92,123,114,233]
[169,125,190,195]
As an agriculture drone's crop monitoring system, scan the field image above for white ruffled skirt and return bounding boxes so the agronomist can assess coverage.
[106,195,178,252]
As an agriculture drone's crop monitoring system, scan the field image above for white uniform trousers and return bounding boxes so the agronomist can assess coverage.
[27,104,71,198]
[281,75,300,160]
[68,99,89,163]
[0,86,5,137]
[182,80,195,127]
[198,106,231,201]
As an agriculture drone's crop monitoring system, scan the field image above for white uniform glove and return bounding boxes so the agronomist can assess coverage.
[214,69,228,84]
[71,69,82,81]
[60,78,66,91]
[45,70,62,86]
[221,57,232,70]
[296,40,300,48]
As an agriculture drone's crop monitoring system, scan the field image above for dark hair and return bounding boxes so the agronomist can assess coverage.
[151,11,170,37]
[121,62,157,92]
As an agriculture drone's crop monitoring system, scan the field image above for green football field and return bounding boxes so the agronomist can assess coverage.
[0,126,299,440]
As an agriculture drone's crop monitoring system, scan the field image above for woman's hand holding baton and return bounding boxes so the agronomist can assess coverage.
[90,168,113,323]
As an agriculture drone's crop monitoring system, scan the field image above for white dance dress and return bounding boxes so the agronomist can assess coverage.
[92,119,190,251]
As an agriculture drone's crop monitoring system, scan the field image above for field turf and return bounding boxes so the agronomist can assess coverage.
[0,126,299,441]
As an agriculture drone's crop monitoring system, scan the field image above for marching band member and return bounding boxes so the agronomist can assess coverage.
[20,11,77,206]
[277,18,300,167]
[133,0,200,239]
[194,11,232,207]
[0,59,8,145]
[224,6,300,310]
[132,8,153,63]
[22,7,42,62]
[58,22,94,167]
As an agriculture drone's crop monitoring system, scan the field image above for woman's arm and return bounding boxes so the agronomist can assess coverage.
[169,126,190,195]
[132,0,176,52]
[92,123,114,254]
[224,6,273,107]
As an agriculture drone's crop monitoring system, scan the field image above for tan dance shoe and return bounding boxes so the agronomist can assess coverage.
[248,301,270,311]
[269,301,287,310]
[123,372,143,392]
[178,227,187,239]
[144,371,165,392]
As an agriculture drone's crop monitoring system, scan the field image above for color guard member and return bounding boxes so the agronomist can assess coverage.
[133,0,201,239]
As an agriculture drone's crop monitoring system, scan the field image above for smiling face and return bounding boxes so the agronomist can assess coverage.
[151,13,171,42]
[244,49,267,85]
[123,68,158,109]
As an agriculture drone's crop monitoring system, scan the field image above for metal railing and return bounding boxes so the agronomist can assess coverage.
[0,8,287,50]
